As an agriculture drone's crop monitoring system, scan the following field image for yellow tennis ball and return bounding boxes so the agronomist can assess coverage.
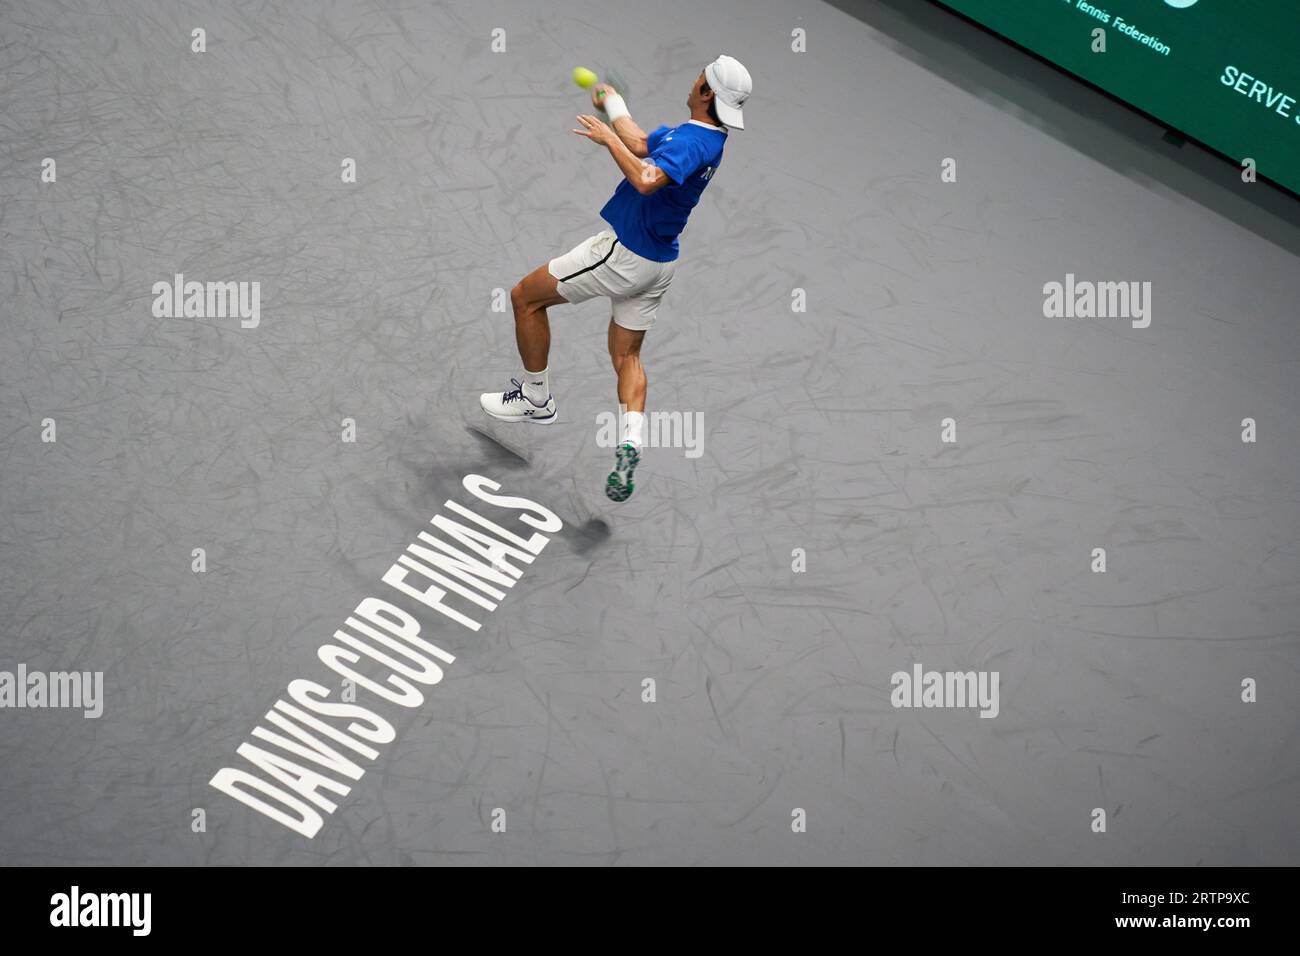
[572,67,598,89]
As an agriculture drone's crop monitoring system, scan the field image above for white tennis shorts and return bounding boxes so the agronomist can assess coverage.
[549,229,676,331]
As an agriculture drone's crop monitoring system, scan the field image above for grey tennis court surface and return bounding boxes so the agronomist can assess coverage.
[2,0,1297,865]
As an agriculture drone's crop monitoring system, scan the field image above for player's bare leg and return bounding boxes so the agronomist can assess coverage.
[606,318,646,501]
[512,263,566,373]
[479,263,565,423]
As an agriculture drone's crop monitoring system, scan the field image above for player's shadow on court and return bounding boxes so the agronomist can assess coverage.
[567,517,611,556]
[460,426,612,554]
[464,424,530,470]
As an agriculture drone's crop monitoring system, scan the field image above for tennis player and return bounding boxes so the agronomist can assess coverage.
[479,55,752,501]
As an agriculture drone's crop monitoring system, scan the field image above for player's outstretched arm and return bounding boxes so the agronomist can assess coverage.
[592,83,648,157]
[572,115,669,195]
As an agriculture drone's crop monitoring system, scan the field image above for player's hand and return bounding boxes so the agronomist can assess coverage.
[591,82,616,111]
[572,114,616,147]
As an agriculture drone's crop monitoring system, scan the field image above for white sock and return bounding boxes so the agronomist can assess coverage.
[622,410,645,448]
[522,367,549,404]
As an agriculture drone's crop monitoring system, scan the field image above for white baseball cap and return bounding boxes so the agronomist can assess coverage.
[704,55,752,130]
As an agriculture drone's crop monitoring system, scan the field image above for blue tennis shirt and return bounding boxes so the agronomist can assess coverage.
[599,119,727,263]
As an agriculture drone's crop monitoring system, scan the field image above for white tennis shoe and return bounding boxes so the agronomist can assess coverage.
[479,378,558,424]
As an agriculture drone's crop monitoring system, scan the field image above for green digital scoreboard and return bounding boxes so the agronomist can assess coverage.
[935,0,1300,194]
